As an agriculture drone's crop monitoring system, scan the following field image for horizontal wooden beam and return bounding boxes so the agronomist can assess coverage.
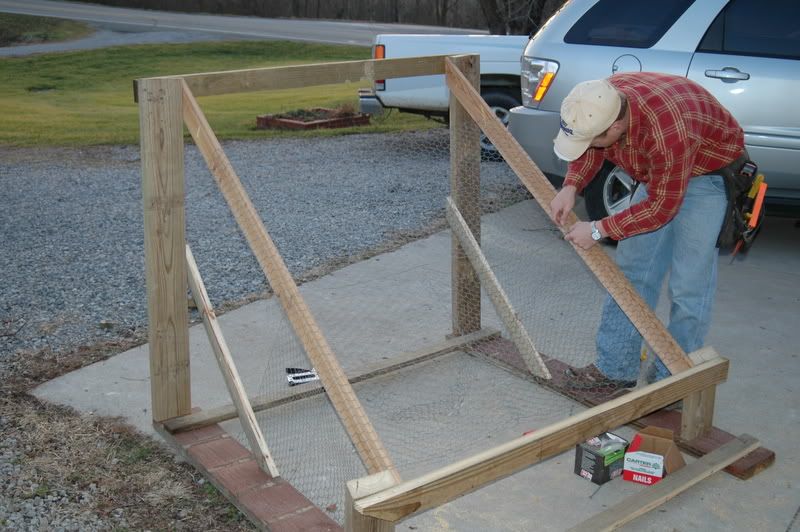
[135,55,450,100]
[164,328,500,433]
[569,434,760,532]
[355,356,728,523]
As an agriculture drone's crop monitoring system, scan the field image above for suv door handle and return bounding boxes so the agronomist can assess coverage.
[704,68,750,81]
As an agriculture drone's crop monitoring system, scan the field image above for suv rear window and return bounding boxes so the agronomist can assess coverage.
[564,0,695,48]
[698,0,800,60]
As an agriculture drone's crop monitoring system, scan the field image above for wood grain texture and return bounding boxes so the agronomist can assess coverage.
[346,471,398,532]
[139,77,191,422]
[185,245,279,477]
[444,57,693,376]
[180,81,395,478]
[142,56,449,98]
[449,54,482,336]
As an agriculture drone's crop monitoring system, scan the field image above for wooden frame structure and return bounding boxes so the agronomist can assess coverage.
[138,54,770,531]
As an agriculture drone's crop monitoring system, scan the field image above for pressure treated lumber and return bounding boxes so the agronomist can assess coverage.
[569,434,760,531]
[449,54,482,336]
[355,357,728,523]
[443,57,693,376]
[446,197,550,379]
[164,328,500,433]
[142,56,449,99]
[180,81,396,478]
[185,245,279,477]
[346,471,398,532]
[138,77,191,422]
[681,348,718,440]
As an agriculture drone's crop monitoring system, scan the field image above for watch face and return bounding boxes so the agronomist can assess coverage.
[591,223,601,241]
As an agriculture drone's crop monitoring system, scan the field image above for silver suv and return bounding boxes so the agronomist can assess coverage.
[508,0,800,220]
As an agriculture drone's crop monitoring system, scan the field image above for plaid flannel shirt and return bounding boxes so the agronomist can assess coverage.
[563,72,745,240]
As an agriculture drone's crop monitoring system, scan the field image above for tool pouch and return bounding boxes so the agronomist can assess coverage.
[715,153,763,250]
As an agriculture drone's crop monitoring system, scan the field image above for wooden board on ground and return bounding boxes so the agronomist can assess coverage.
[474,336,774,480]
[569,434,760,532]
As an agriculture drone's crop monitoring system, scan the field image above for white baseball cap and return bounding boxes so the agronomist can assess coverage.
[553,79,622,162]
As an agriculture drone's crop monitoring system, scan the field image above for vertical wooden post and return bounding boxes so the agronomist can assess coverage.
[346,471,398,532]
[449,54,481,336]
[681,347,719,440]
[139,77,191,422]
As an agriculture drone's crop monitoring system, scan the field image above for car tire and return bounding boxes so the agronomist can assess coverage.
[583,162,639,220]
[479,88,520,160]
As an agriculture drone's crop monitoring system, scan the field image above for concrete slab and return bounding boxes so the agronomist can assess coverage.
[34,203,800,531]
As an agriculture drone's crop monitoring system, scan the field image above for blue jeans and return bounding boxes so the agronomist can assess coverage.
[595,174,728,382]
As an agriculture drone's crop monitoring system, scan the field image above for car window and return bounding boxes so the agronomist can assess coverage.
[564,0,695,48]
[698,0,800,60]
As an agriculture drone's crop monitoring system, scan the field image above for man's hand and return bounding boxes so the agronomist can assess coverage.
[565,221,598,250]
[549,185,577,227]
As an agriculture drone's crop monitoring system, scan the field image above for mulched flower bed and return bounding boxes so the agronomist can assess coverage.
[256,107,370,130]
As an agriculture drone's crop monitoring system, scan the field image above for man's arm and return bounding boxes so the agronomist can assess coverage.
[603,146,694,240]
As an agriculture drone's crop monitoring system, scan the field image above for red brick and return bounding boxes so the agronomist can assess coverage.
[213,457,274,497]
[238,481,319,523]
[187,436,251,469]
[268,506,342,532]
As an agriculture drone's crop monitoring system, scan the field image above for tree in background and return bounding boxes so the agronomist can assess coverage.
[479,0,566,34]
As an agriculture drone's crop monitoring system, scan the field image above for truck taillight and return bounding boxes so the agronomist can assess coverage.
[374,44,385,90]
[521,58,558,108]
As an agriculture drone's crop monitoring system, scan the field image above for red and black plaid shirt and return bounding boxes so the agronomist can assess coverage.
[563,72,744,239]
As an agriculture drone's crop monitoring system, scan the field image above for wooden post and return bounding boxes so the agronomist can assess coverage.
[449,54,481,336]
[681,347,719,440]
[139,77,191,422]
[346,471,398,532]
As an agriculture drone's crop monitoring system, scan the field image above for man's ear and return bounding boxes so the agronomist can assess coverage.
[610,119,626,134]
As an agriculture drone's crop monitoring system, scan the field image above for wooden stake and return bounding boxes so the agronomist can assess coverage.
[446,197,550,379]
[138,77,191,423]
[444,57,693,376]
[185,245,279,478]
[180,81,396,478]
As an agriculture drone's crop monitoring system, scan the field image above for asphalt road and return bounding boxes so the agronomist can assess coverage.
[0,0,486,46]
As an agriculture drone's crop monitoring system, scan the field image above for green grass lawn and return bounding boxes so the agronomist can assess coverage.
[0,40,439,146]
[0,13,93,46]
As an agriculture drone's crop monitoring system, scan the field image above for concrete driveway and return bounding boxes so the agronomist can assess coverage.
[34,199,800,531]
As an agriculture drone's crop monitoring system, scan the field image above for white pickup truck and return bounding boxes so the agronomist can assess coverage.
[358,34,529,153]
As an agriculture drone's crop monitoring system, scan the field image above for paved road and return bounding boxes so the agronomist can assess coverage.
[0,0,486,47]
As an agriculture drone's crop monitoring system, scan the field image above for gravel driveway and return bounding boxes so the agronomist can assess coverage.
[0,130,523,365]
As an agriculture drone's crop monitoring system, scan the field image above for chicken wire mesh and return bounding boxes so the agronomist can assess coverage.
[187,81,656,526]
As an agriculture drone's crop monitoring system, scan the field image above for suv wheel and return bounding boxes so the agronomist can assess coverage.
[480,88,520,160]
[583,162,639,220]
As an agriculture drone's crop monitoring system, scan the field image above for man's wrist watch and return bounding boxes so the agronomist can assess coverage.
[590,221,602,241]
